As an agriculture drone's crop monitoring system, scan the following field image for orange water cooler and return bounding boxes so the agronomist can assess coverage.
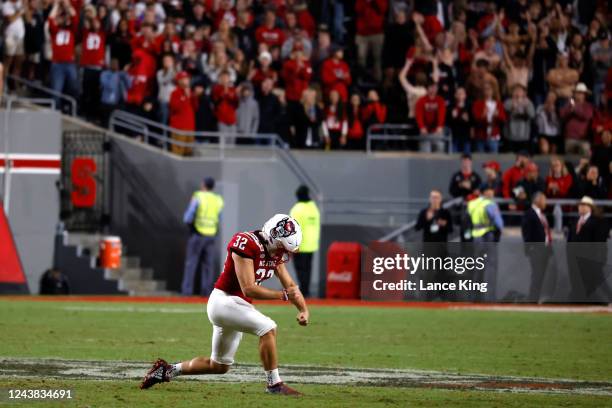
[100,236,122,269]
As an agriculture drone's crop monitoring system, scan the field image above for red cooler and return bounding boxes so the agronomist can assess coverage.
[100,236,122,269]
[326,242,361,299]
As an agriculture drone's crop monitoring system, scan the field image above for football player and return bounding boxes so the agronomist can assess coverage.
[140,214,309,395]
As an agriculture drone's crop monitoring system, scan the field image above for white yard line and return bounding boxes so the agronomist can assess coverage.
[0,358,611,396]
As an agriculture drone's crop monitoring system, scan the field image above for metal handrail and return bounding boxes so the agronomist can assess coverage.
[7,75,77,116]
[108,109,323,202]
[366,123,453,154]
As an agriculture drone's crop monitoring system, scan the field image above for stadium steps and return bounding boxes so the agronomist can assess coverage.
[58,232,175,296]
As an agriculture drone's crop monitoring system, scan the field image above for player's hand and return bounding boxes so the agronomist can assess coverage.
[296,311,309,326]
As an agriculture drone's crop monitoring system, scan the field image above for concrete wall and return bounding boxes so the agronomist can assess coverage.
[108,136,569,296]
[0,109,62,294]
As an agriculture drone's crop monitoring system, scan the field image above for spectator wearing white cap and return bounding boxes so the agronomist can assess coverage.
[559,83,594,155]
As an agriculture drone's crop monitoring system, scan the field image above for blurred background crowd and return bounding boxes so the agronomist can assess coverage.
[1,0,610,157]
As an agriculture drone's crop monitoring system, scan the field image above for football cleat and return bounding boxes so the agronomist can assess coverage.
[140,358,171,389]
[265,382,302,396]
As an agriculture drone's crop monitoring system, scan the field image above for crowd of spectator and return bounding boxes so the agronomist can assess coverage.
[448,149,611,207]
[1,0,611,155]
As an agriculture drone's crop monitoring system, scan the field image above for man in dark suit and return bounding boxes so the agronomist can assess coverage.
[521,192,552,302]
[567,196,611,302]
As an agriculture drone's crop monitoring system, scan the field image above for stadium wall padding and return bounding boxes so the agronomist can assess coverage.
[0,109,62,294]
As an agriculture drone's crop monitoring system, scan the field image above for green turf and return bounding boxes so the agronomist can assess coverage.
[0,378,610,408]
[0,299,610,382]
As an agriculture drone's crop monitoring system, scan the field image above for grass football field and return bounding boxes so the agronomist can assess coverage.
[0,298,611,407]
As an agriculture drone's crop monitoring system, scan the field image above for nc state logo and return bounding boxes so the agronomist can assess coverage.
[271,218,296,238]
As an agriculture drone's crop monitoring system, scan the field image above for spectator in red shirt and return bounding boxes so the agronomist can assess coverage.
[415,80,446,152]
[169,71,197,156]
[322,89,347,149]
[320,46,351,102]
[355,0,388,81]
[125,48,156,109]
[211,70,239,141]
[545,156,573,199]
[255,9,285,48]
[48,0,78,107]
[471,82,506,153]
[80,12,105,119]
[502,150,530,210]
[361,88,387,137]
[282,45,312,132]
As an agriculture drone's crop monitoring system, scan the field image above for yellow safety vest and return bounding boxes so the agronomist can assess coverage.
[290,200,320,253]
[467,197,494,238]
[194,191,224,236]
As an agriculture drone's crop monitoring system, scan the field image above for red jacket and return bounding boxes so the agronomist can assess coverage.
[320,58,351,102]
[125,49,156,104]
[471,99,506,141]
[80,29,106,67]
[355,0,387,36]
[415,95,446,132]
[211,84,239,125]
[545,174,573,198]
[250,67,278,89]
[362,102,387,125]
[169,88,197,131]
[49,16,79,63]
[502,165,525,198]
[255,26,285,47]
[281,58,312,102]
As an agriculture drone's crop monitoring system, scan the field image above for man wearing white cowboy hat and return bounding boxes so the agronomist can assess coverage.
[560,83,594,155]
[567,196,611,301]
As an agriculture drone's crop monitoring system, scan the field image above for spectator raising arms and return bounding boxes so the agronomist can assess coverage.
[48,0,78,106]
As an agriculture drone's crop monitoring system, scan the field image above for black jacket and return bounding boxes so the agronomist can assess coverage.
[449,171,482,199]
[568,215,609,242]
[415,207,453,242]
[521,207,547,243]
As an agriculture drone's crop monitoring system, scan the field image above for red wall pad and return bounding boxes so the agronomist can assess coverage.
[0,201,28,294]
[326,242,361,299]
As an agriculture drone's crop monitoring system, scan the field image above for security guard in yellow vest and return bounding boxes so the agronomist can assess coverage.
[467,187,503,242]
[181,177,224,296]
[289,185,320,297]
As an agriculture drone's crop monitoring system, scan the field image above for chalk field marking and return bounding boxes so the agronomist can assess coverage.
[59,304,612,315]
[0,358,611,396]
[451,305,612,314]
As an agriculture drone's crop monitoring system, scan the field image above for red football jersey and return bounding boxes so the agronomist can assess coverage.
[215,231,278,303]
[49,16,79,63]
[80,30,106,67]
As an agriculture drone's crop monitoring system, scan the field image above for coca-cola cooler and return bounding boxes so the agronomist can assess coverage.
[326,242,361,299]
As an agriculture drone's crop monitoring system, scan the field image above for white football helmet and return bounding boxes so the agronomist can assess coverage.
[262,214,302,254]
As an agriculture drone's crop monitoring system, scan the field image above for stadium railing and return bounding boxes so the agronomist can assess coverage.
[379,197,612,243]
[366,124,453,154]
[107,109,322,203]
[6,75,77,116]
